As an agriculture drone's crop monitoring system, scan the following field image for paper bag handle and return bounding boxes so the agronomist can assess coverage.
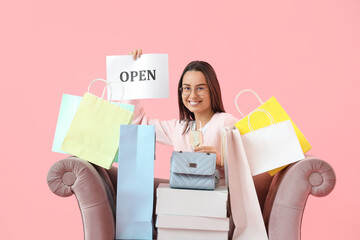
[87,79,125,106]
[247,109,275,131]
[87,79,112,100]
[235,89,264,117]
[106,81,125,102]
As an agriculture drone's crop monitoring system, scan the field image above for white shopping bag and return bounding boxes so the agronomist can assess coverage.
[106,54,169,100]
[222,127,268,240]
[242,109,305,176]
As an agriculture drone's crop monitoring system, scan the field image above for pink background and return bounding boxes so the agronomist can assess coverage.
[1,0,359,239]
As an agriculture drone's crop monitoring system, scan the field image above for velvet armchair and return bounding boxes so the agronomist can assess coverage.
[47,155,336,240]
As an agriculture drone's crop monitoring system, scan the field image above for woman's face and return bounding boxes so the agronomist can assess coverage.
[181,70,213,116]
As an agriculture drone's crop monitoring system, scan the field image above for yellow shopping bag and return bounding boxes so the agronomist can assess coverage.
[61,79,133,169]
[234,89,311,175]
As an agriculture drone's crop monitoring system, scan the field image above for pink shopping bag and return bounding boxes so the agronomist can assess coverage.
[222,127,268,240]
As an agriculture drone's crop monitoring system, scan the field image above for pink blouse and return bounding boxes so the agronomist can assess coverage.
[128,100,239,165]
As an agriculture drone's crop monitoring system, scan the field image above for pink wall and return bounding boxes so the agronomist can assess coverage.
[1,0,359,239]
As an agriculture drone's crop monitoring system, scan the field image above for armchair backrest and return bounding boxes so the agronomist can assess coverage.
[98,165,274,216]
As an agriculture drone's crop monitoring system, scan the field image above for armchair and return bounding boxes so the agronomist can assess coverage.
[47,155,336,240]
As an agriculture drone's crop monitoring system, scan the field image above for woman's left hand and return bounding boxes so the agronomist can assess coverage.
[194,146,222,167]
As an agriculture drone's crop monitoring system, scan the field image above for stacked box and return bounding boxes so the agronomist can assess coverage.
[155,183,229,240]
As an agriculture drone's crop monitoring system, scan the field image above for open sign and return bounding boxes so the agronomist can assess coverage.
[107,54,169,100]
[119,70,156,82]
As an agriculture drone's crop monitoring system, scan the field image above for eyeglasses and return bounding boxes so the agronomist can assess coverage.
[180,86,208,96]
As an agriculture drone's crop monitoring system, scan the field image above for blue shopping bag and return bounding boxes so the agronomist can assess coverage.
[116,125,155,240]
[52,94,82,154]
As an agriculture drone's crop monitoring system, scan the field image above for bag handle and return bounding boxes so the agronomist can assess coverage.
[87,79,125,106]
[235,89,264,117]
[247,109,275,131]
[87,79,112,100]
[106,81,125,102]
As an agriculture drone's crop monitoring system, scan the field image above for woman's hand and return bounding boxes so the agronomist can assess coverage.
[194,146,222,167]
[129,49,142,60]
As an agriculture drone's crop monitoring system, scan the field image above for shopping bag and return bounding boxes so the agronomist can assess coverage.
[116,125,155,240]
[61,80,133,169]
[52,80,134,155]
[241,109,304,176]
[52,94,83,154]
[234,89,311,175]
[222,127,268,240]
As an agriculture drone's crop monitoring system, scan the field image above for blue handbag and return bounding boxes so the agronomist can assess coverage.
[170,151,218,190]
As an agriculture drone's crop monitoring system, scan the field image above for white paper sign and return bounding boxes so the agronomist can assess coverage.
[106,54,169,100]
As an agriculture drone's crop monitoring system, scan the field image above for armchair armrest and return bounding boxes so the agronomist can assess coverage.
[47,156,115,240]
[263,156,336,240]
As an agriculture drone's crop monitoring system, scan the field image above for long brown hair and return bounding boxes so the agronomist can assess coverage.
[178,61,225,134]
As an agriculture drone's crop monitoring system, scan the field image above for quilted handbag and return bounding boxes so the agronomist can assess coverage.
[170,151,217,190]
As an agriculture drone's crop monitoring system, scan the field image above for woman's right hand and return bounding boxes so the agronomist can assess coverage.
[129,49,143,60]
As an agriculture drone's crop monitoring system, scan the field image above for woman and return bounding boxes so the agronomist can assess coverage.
[128,49,239,180]
[126,49,240,238]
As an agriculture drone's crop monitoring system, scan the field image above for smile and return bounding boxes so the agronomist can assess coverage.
[189,101,201,106]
